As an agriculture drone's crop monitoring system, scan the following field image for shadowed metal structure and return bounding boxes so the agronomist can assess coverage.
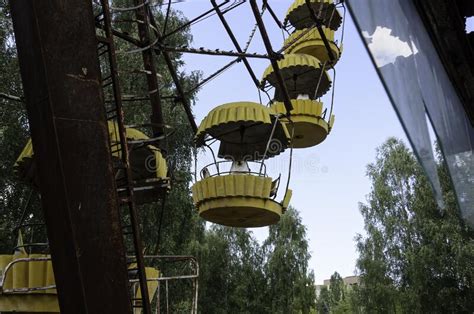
[9,0,133,312]
[4,0,345,311]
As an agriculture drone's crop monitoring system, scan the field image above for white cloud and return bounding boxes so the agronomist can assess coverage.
[363,26,418,67]
[466,16,474,33]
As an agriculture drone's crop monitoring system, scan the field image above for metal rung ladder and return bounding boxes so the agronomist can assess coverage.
[94,1,152,313]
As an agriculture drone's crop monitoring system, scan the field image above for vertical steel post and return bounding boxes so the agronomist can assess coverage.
[133,0,165,145]
[249,0,294,113]
[9,0,132,312]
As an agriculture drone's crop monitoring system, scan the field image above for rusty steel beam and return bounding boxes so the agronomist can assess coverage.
[148,13,198,133]
[9,1,132,313]
[305,0,336,62]
[134,0,166,151]
[160,0,231,41]
[211,0,261,88]
[158,44,273,59]
[249,0,293,113]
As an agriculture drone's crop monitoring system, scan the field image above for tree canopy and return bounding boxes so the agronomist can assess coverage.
[355,138,474,313]
[0,3,317,312]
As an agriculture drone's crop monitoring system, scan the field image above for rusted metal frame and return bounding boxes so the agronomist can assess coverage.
[1,255,200,292]
[142,255,199,314]
[262,0,284,30]
[211,0,261,88]
[158,44,273,59]
[133,0,165,144]
[276,25,317,54]
[305,0,336,62]
[163,0,173,35]
[156,281,161,313]
[100,1,152,313]
[95,21,144,48]
[130,275,198,283]
[193,260,199,314]
[106,95,178,107]
[186,58,240,94]
[150,194,166,255]
[249,0,293,113]
[160,0,230,41]
[133,254,198,314]
[147,13,198,133]
[9,0,133,312]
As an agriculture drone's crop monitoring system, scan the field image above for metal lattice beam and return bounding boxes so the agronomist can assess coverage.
[9,0,133,312]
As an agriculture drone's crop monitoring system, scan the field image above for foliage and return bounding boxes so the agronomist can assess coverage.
[355,137,474,313]
[315,271,360,314]
[195,207,316,314]
[316,286,331,314]
[0,0,42,253]
[0,2,317,313]
[328,272,344,305]
[264,207,316,313]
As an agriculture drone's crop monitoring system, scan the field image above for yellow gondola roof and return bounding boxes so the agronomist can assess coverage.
[285,0,342,31]
[195,102,270,145]
[284,28,342,66]
[272,99,335,148]
[195,102,290,160]
[261,54,331,101]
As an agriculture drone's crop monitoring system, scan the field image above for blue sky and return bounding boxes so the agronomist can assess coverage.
[172,1,407,284]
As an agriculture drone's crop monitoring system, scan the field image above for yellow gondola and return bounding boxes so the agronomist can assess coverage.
[285,0,342,31]
[195,101,290,160]
[262,53,331,101]
[14,122,169,204]
[284,28,342,67]
[192,162,292,228]
[0,254,160,313]
[192,101,292,227]
[108,123,170,204]
[0,254,59,313]
[271,99,335,148]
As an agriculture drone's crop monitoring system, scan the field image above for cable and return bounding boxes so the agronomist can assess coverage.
[313,61,327,99]
[328,67,336,128]
[339,2,347,45]
[187,58,239,94]
[193,147,198,183]
[276,26,317,54]
[282,117,294,210]
[259,115,280,175]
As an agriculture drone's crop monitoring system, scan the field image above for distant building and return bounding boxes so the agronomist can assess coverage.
[316,275,360,298]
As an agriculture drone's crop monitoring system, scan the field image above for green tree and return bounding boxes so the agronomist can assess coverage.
[356,137,474,312]
[264,207,316,313]
[1,1,203,310]
[0,0,43,253]
[315,271,361,314]
[196,226,267,314]
[329,272,344,305]
[0,3,321,313]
